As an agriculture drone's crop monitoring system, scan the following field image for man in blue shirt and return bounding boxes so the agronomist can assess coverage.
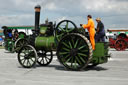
[95,17,105,42]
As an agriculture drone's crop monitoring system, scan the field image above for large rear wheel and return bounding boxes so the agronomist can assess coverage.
[57,33,93,71]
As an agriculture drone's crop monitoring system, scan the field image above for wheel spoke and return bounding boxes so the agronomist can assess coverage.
[19,55,25,57]
[71,38,75,46]
[74,60,77,69]
[68,29,74,33]
[61,54,70,62]
[30,58,35,63]
[65,57,72,64]
[29,55,35,60]
[15,47,20,51]
[68,41,73,49]
[20,58,25,61]
[27,60,29,66]
[22,40,24,44]
[74,39,79,48]
[78,55,86,63]
[80,49,88,52]
[22,59,26,65]
[75,56,82,65]
[17,45,21,47]
[44,57,48,63]
[45,57,50,62]
[78,45,86,50]
[19,41,22,45]
[21,50,25,54]
[56,33,63,39]
[45,56,50,60]
[29,51,34,56]
[62,42,70,49]
[62,47,70,52]
[77,53,87,57]
[56,33,64,42]
[23,47,29,54]
[23,50,26,55]
[28,59,32,66]
[59,26,65,32]
[59,52,69,55]
[66,21,69,32]
[40,58,44,64]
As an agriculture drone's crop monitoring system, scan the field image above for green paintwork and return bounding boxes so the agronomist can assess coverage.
[35,36,56,50]
[93,43,105,57]
[92,42,109,64]
[40,26,47,34]
[18,34,25,38]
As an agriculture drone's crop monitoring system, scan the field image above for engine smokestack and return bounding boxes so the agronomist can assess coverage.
[34,5,41,34]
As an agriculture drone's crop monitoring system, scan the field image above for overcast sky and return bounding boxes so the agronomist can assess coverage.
[0,0,128,29]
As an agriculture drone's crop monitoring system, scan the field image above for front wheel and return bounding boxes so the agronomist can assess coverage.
[18,45,37,68]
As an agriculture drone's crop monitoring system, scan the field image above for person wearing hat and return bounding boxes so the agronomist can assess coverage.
[95,17,105,42]
[80,15,95,50]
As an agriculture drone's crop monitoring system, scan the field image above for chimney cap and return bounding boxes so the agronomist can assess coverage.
[35,5,41,9]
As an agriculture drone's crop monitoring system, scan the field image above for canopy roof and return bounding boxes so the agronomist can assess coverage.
[2,26,34,29]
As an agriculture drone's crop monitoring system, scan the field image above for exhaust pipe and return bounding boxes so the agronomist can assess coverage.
[34,5,41,35]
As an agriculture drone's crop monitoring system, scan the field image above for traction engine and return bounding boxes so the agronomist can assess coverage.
[17,5,110,71]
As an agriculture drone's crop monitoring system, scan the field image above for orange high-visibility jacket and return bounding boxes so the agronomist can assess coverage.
[82,19,95,50]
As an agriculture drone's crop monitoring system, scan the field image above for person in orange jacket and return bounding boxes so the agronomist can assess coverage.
[80,15,95,50]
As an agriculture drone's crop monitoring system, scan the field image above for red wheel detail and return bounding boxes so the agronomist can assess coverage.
[114,40,127,51]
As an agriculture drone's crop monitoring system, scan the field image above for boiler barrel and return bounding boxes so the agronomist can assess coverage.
[35,36,56,50]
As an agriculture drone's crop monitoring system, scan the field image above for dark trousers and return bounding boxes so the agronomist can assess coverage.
[95,32,105,42]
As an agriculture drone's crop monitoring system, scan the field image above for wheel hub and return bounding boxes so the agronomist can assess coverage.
[70,48,78,56]
[38,51,46,58]
[24,55,29,59]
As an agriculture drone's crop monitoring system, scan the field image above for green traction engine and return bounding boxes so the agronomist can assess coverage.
[17,5,110,71]
[2,26,34,52]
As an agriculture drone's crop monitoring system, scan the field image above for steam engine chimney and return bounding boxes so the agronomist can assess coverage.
[34,5,41,35]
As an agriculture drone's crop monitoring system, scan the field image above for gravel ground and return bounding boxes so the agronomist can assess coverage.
[0,49,128,85]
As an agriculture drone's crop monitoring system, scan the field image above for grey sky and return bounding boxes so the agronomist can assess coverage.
[0,0,128,29]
